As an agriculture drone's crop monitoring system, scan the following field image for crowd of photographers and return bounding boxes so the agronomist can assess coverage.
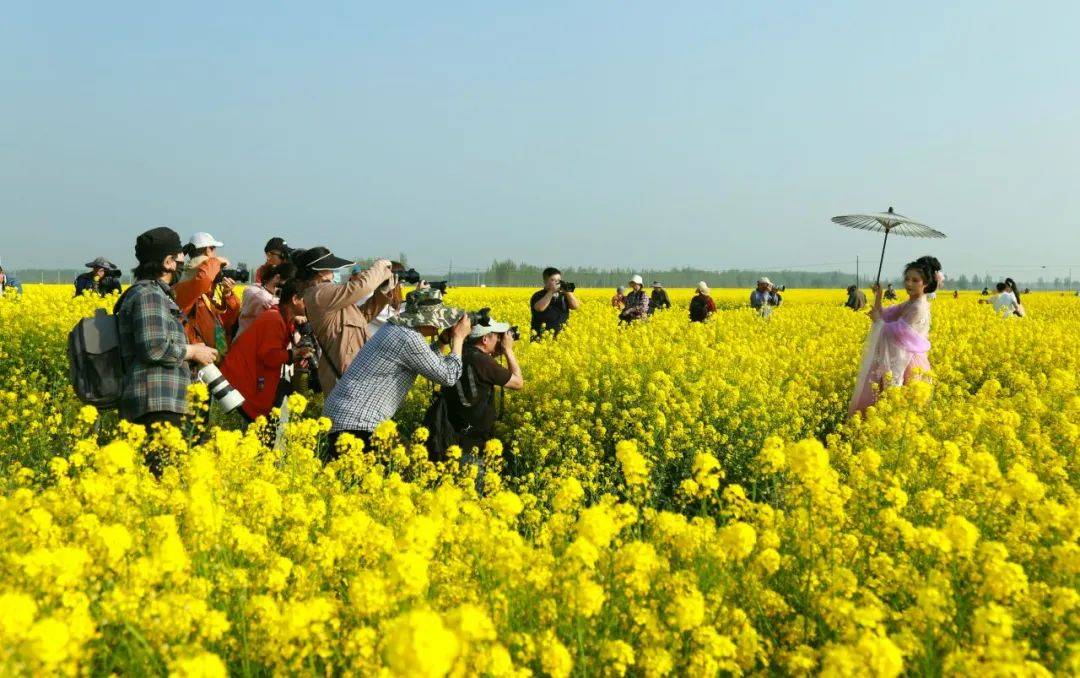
[81,227,797,475]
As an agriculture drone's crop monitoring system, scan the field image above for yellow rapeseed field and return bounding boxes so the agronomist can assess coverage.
[1,284,1078,676]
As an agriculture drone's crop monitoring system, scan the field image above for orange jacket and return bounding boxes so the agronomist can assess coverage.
[174,256,241,349]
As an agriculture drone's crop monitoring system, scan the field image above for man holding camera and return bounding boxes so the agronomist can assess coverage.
[530,267,580,339]
[750,277,782,311]
[74,257,123,297]
[424,314,523,462]
[174,232,242,353]
[324,288,471,457]
[649,281,671,315]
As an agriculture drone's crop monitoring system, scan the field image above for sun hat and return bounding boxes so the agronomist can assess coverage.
[135,227,183,264]
[85,256,116,269]
[652,281,663,288]
[696,281,709,294]
[629,274,644,286]
[293,246,353,272]
[757,276,772,285]
[387,288,464,331]
[189,232,224,249]
[469,319,512,339]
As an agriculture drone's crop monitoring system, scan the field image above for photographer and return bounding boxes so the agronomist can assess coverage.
[530,267,580,339]
[649,281,671,314]
[750,277,781,311]
[295,246,393,393]
[238,262,296,337]
[174,232,241,352]
[424,315,523,463]
[255,237,291,284]
[618,275,650,323]
[117,228,217,472]
[324,289,471,457]
[220,279,312,422]
[74,257,123,297]
[845,285,867,311]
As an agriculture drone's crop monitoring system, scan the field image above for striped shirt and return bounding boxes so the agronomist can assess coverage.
[324,324,462,433]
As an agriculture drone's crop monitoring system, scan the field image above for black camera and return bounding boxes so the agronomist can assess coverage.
[397,268,422,285]
[296,323,319,371]
[467,307,491,327]
[508,325,520,341]
[560,281,576,293]
[104,267,122,279]
[219,266,250,283]
[429,280,448,294]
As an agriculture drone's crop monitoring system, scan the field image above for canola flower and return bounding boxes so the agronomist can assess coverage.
[0,284,1078,675]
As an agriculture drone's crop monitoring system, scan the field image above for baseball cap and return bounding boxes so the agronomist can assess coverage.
[189,232,224,249]
[469,319,512,339]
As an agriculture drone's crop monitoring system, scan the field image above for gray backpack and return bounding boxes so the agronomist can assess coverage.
[67,292,130,408]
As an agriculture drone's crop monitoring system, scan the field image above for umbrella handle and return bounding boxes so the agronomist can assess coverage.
[875,227,890,285]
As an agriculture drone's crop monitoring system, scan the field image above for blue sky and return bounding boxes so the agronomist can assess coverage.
[3,2,1079,281]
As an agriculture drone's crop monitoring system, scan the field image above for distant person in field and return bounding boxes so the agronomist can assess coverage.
[611,286,626,310]
[750,277,781,312]
[618,275,650,323]
[689,281,716,322]
[530,267,580,339]
[255,237,291,284]
[238,262,296,337]
[845,285,867,311]
[849,256,941,416]
[883,283,898,300]
[116,227,217,474]
[0,266,6,296]
[649,281,671,314]
[74,257,122,297]
[980,282,1017,317]
[1005,277,1026,317]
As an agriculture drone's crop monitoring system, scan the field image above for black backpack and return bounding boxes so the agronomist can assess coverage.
[67,289,132,408]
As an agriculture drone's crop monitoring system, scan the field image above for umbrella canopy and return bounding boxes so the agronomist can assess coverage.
[831,207,946,284]
[831,207,946,238]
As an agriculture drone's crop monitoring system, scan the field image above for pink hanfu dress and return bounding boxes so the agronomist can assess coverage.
[848,296,932,416]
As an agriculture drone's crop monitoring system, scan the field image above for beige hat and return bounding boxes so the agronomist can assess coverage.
[629,274,644,286]
[757,277,772,285]
[696,281,710,294]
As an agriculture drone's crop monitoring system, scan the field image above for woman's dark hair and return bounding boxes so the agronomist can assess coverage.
[904,256,942,293]
[269,262,297,282]
[996,282,1007,293]
[182,243,214,259]
[279,278,304,305]
[133,260,167,280]
[1005,277,1021,305]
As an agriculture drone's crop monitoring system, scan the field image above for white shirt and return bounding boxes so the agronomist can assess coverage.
[991,291,1018,316]
[356,292,398,331]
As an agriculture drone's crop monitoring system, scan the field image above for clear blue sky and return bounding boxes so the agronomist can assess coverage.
[3,1,1079,281]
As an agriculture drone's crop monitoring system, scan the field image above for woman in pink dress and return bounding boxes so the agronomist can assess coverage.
[849,256,942,416]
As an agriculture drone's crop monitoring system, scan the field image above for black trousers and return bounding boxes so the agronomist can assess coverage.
[326,429,372,461]
[129,411,185,477]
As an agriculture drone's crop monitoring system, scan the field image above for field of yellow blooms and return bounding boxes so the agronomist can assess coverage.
[1,284,1078,676]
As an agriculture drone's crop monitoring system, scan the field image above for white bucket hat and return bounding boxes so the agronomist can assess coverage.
[757,276,772,285]
[189,232,224,249]
[696,281,710,294]
[629,274,644,286]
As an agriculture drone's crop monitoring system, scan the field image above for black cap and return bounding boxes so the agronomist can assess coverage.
[264,237,291,256]
[293,246,353,272]
[135,227,183,264]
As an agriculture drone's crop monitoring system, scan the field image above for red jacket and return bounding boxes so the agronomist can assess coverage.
[220,307,294,420]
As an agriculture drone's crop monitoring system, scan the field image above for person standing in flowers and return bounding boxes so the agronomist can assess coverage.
[689,281,716,322]
[611,286,626,309]
[618,274,650,324]
[848,255,942,416]
[530,266,580,339]
[116,227,217,473]
[323,288,471,457]
[174,232,241,354]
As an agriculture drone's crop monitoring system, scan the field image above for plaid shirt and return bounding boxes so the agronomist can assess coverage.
[324,324,462,433]
[117,280,190,419]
